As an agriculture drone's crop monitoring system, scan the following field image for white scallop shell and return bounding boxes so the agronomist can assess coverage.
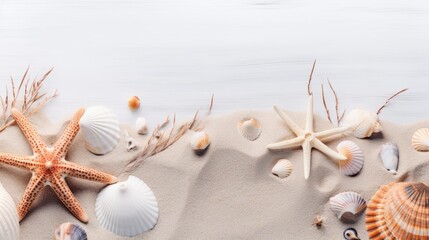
[337,141,364,176]
[412,128,429,152]
[54,222,87,240]
[329,191,367,223]
[79,106,121,155]
[380,142,399,174]
[136,117,148,135]
[237,118,262,141]
[190,131,211,152]
[272,159,293,179]
[0,182,19,240]
[95,176,159,237]
[343,109,382,138]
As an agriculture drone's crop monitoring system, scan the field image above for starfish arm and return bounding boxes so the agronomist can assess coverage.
[11,108,46,154]
[0,153,38,171]
[305,94,314,133]
[60,161,117,184]
[17,174,45,222]
[50,174,88,223]
[267,136,305,150]
[53,108,85,159]
[312,138,347,161]
[315,126,350,139]
[273,105,304,136]
[303,140,312,180]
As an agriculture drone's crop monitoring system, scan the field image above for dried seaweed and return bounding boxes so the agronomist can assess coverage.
[376,88,408,115]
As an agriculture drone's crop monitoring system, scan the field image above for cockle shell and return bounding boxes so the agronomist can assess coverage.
[343,109,382,138]
[271,159,293,179]
[79,106,121,155]
[190,131,210,152]
[95,176,159,237]
[379,142,399,174]
[412,128,429,152]
[128,96,140,111]
[329,191,366,223]
[366,182,429,239]
[54,222,87,240]
[0,182,19,240]
[337,141,364,176]
[136,117,148,135]
[237,118,262,141]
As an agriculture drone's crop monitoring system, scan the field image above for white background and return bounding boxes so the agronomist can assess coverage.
[0,0,428,127]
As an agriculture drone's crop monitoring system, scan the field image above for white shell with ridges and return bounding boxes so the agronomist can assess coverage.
[190,131,211,151]
[380,142,399,174]
[412,128,429,152]
[329,191,366,223]
[237,118,262,141]
[95,176,159,237]
[343,109,382,138]
[136,117,148,135]
[272,159,293,179]
[337,141,364,176]
[54,222,87,240]
[79,106,121,155]
[0,182,19,240]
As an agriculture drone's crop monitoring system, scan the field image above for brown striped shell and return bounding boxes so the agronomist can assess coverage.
[365,182,429,240]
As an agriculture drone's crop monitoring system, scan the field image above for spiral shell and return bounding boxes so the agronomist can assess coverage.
[337,141,364,176]
[329,191,366,223]
[379,142,399,174]
[343,109,382,138]
[54,222,87,240]
[412,128,429,152]
[237,118,262,141]
[190,131,211,152]
[0,182,19,240]
[271,159,293,179]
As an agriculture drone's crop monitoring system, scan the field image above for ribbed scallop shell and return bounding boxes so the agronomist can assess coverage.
[0,182,19,240]
[190,131,211,152]
[237,118,262,141]
[380,142,399,174]
[272,159,293,179]
[54,222,87,240]
[329,191,366,223]
[337,141,364,176]
[366,182,429,240]
[79,106,121,155]
[412,128,429,152]
[95,176,159,237]
[343,109,382,138]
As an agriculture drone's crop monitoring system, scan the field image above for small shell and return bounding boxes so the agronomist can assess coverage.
[190,131,210,152]
[343,109,382,138]
[412,128,429,152]
[128,96,140,111]
[379,142,399,174]
[54,222,87,240]
[237,118,262,141]
[135,117,148,135]
[0,182,19,240]
[329,191,366,223]
[124,131,138,152]
[271,159,293,179]
[337,141,364,176]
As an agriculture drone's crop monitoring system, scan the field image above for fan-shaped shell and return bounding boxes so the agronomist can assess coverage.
[412,128,429,152]
[329,191,366,223]
[337,141,364,176]
[190,131,211,152]
[343,109,382,138]
[272,159,293,179]
[237,118,262,141]
[95,176,159,237]
[366,182,429,239]
[380,142,399,174]
[79,106,121,155]
[0,182,19,240]
[54,222,87,240]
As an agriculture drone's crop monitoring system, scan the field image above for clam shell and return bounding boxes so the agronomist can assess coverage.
[337,141,364,176]
[79,106,121,155]
[379,142,399,174]
[272,159,293,179]
[136,117,148,135]
[190,131,210,152]
[329,191,366,223]
[95,176,159,237]
[237,118,262,141]
[0,182,19,240]
[343,109,382,138]
[54,222,87,240]
[366,182,429,239]
[412,128,429,152]
[128,96,140,111]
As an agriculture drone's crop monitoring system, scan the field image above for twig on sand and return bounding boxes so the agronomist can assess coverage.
[376,88,408,115]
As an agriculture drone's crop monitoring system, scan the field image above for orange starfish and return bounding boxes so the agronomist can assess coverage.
[0,108,117,223]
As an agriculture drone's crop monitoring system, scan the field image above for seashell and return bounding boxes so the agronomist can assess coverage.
[366,182,429,239]
[190,131,210,152]
[79,106,121,155]
[96,176,159,237]
[128,96,140,111]
[0,182,19,240]
[343,228,360,240]
[237,118,262,141]
[54,222,87,240]
[379,142,399,174]
[135,117,148,135]
[337,141,364,176]
[271,159,293,179]
[124,130,138,152]
[343,109,382,138]
[412,128,429,152]
[329,191,366,223]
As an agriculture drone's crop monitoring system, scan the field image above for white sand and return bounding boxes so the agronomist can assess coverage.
[0,109,428,239]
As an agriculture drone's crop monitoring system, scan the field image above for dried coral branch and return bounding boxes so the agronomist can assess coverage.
[307,60,317,96]
[376,88,408,115]
[327,80,345,125]
[321,84,332,124]
[0,68,58,132]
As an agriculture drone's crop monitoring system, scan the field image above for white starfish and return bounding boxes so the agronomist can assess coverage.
[267,94,349,179]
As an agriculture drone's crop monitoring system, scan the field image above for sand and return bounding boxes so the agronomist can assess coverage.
[0,109,428,240]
